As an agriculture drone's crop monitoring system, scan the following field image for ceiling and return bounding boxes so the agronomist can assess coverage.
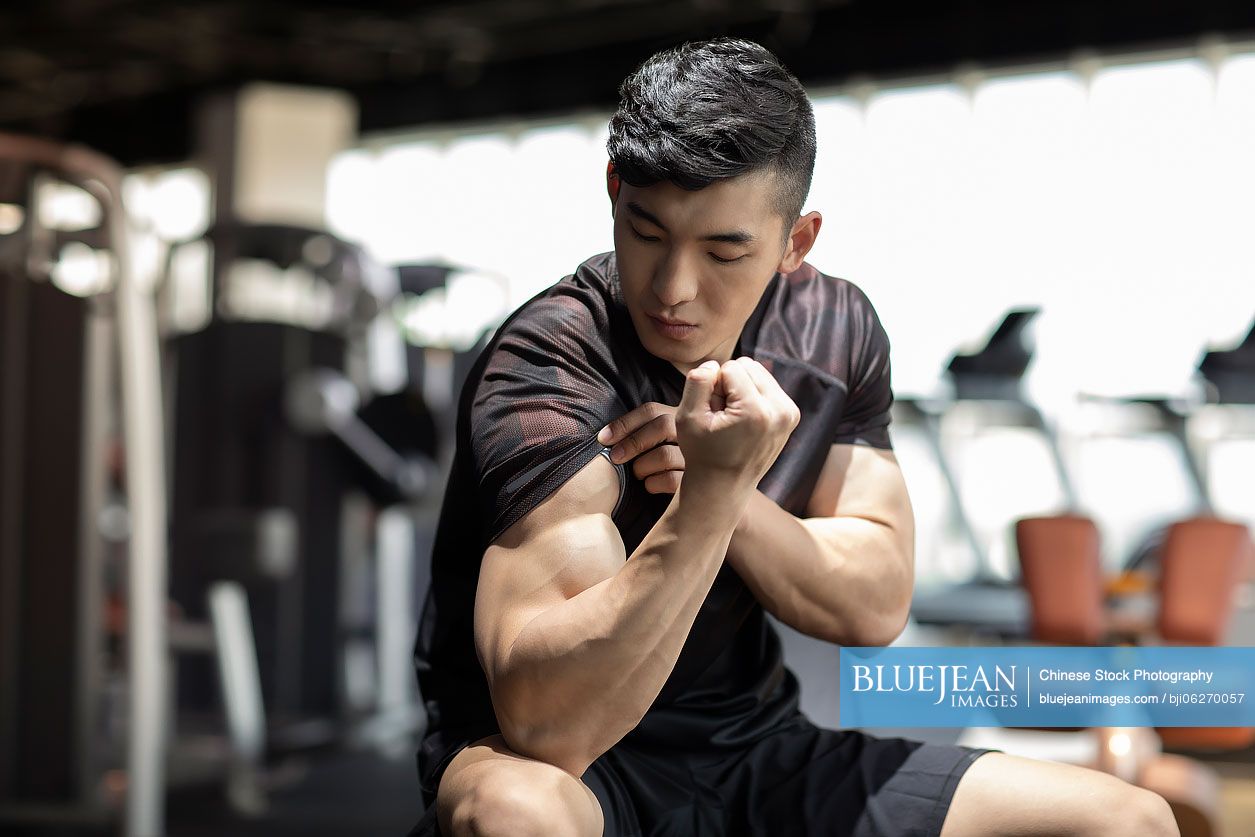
[3,0,1255,166]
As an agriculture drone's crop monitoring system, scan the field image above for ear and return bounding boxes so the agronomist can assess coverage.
[776,211,822,274]
[606,160,621,214]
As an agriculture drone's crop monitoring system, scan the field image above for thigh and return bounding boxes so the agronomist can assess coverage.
[938,752,1177,837]
[726,722,993,837]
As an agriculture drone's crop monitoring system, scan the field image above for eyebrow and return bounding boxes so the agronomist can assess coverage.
[626,201,757,245]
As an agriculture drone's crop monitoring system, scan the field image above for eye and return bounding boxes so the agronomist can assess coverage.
[709,252,747,264]
[629,224,661,243]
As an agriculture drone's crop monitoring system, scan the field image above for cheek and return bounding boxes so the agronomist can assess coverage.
[612,229,654,291]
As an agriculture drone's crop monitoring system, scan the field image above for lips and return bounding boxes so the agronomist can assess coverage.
[649,314,696,327]
[647,313,698,341]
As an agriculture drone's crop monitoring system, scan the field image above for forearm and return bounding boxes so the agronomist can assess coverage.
[495,472,752,775]
[725,490,913,646]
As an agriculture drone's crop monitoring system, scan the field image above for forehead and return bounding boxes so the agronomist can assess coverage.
[621,171,784,237]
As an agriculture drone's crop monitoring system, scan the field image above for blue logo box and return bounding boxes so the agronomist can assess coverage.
[838,646,1255,727]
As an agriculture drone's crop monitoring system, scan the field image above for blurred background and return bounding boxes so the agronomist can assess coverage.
[3,1,1255,835]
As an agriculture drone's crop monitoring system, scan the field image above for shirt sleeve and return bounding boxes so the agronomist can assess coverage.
[831,286,894,450]
[468,290,629,545]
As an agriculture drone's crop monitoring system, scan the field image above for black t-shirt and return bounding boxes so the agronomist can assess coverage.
[413,251,893,789]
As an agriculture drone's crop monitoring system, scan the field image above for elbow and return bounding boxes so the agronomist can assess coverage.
[492,685,601,777]
[800,599,908,646]
[497,717,598,777]
[823,589,913,647]
[809,608,905,647]
[854,545,913,646]
[857,582,913,646]
[849,606,909,646]
[834,583,912,646]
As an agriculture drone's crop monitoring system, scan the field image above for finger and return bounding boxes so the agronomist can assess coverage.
[738,357,772,392]
[598,402,671,445]
[678,359,721,417]
[718,359,759,407]
[734,356,768,395]
[740,358,789,407]
[644,470,683,495]
[711,367,727,412]
[630,443,684,479]
[739,358,800,424]
[611,412,677,463]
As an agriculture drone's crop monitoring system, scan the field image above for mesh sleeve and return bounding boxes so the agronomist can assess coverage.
[832,287,895,450]
[469,291,628,544]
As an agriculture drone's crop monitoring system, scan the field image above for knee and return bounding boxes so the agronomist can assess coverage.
[447,769,595,837]
[450,781,548,837]
[1097,785,1179,837]
[1127,788,1179,837]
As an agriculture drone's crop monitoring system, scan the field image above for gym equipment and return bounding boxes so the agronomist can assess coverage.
[1071,318,1255,578]
[392,262,508,458]
[903,308,1074,579]
[907,308,1074,637]
[0,133,168,836]
[1155,517,1255,754]
[1015,516,1107,645]
[1195,317,1255,538]
[1199,318,1255,405]
[162,222,440,789]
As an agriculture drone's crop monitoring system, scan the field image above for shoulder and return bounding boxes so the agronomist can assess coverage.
[475,253,617,386]
[488,252,617,355]
[464,255,629,543]
[468,252,625,437]
[758,262,888,374]
[781,262,882,327]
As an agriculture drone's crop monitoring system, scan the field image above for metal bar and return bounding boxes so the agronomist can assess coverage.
[207,582,266,763]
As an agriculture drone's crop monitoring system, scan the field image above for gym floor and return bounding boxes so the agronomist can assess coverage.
[166,746,424,837]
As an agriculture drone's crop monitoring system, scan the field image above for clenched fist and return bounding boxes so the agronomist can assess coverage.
[598,357,800,493]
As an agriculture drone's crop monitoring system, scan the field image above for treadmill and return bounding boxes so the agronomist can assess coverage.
[905,308,1076,638]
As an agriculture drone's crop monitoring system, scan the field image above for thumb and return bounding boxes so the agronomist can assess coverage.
[678,360,721,417]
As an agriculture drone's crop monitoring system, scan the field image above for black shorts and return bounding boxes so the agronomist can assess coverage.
[408,716,994,836]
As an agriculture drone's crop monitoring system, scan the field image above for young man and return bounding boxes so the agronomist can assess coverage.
[409,38,1178,837]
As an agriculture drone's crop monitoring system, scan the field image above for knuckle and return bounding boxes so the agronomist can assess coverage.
[668,445,685,468]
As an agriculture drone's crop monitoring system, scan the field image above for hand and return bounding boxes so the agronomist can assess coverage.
[677,358,800,486]
[597,402,684,494]
[601,358,800,492]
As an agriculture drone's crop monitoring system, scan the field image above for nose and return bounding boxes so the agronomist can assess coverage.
[651,249,698,308]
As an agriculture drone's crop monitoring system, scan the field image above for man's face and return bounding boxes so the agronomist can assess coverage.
[611,171,795,376]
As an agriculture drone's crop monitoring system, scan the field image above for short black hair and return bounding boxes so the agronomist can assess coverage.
[607,37,816,222]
